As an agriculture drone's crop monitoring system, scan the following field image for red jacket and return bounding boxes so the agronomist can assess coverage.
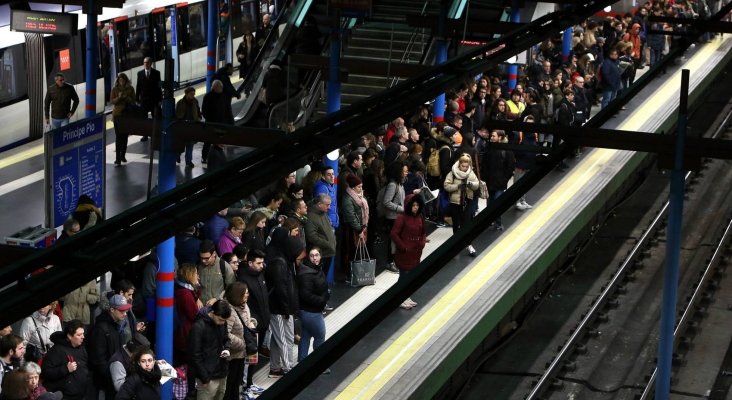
[390,212,426,271]
[174,283,200,352]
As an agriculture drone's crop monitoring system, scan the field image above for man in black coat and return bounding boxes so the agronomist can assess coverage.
[41,320,92,400]
[88,294,132,398]
[188,300,232,399]
[213,63,241,100]
[201,79,234,163]
[237,249,270,387]
[136,57,162,141]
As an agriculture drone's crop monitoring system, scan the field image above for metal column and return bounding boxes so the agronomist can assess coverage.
[325,20,342,284]
[433,0,449,123]
[85,0,98,118]
[155,60,178,400]
[655,69,689,399]
[507,0,520,90]
[207,0,218,92]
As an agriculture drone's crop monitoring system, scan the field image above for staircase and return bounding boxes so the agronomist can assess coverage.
[312,0,440,119]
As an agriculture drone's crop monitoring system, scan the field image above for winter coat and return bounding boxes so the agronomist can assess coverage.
[265,255,299,316]
[600,57,622,91]
[381,181,406,220]
[296,260,329,313]
[88,312,125,390]
[390,197,427,271]
[217,229,240,256]
[444,164,480,205]
[225,304,258,359]
[61,280,99,325]
[237,268,270,335]
[188,313,231,384]
[202,213,229,243]
[175,232,201,265]
[241,228,266,254]
[19,311,62,354]
[41,332,91,400]
[197,257,235,304]
[115,366,162,400]
[313,179,339,228]
[174,281,200,352]
[485,143,516,191]
[304,207,336,258]
[111,84,135,118]
[341,194,366,232]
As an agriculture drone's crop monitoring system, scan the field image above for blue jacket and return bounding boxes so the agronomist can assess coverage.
[601,58,622,92]
[313,179,339,228]
[202,213,229,243]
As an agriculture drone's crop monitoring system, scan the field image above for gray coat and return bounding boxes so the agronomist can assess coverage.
[382,182,405,221]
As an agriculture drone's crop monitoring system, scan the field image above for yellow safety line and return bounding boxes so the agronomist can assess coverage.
[336,36,729,399]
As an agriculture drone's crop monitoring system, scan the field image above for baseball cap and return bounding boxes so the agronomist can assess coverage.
[110,294,132,311]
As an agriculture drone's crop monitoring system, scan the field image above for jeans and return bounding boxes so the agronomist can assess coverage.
[196,377,227,400]
[50,117,69,129]
[488,189,505,226]
[650,47,662,66]
[601,89,618,109]
[298,310,326,362]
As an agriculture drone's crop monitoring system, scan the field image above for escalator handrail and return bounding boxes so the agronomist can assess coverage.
[387,0,435,88]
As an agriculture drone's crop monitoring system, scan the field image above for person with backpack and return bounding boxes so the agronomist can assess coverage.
[197,240,236,304]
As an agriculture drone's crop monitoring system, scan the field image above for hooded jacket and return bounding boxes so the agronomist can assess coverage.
[188,311,231,384]
[237,264,270,335]
[41,331,90,400]
[265,230,303,316]
[390,195,427,271]
[296,259,329,313]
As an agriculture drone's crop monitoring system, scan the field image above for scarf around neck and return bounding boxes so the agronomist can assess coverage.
[345,186,370,227]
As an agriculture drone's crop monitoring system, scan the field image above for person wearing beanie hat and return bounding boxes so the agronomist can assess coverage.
[341,172,370,279]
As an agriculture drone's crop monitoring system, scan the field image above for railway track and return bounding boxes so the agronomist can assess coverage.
[457,70,732,400]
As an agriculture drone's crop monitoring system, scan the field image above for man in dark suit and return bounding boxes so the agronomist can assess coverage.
[136,57,162,142]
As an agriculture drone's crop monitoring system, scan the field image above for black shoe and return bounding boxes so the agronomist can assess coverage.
[386,263,399,273]
[121,157,128,163]
[185,162,194,168]
[140,137,148,142]
[114,160,121,166]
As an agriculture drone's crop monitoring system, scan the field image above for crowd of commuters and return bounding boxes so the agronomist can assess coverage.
[4,2,716,400]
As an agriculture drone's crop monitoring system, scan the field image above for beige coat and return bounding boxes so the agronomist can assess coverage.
[444,167,479,205]
[61,280,100,324]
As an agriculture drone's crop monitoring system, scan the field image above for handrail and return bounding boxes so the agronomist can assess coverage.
[236,4,289,95]
[232,0,316,125]
[386,0,433,88]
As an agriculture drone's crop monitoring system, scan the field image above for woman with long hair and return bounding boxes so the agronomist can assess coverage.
[391,195,427,309]
[110,73,135,166]
[443,154,480,256]
[381,161,408,273]
[296,247,329,362]
[341,174,370,276]
[222,282,258,400]
[115,347,161,400]
[236,31,257,79]
[241,211,267,253]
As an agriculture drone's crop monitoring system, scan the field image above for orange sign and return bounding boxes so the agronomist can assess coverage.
[59,48,71,71]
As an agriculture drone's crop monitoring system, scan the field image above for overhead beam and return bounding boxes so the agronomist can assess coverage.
[289,54,431,78]
[405,15,525,34]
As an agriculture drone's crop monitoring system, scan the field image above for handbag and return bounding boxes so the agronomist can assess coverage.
[350,237,376,287]
[245,332,259,365]
[478,181,489,199]
[25,318,47,364]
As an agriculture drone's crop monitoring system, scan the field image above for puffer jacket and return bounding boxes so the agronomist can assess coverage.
[443,163,479,205]
[188,312,231,384]
[61,280,99,325]
[41,331,90,400]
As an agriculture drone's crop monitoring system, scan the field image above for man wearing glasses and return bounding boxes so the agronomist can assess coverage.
[44,72,79,129]
[198,240,236,304]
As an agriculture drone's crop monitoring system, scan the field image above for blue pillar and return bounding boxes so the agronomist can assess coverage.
[507,2,520,90]
[562,25,573,62]
[433,0,448,123]
[85,0,98,118]
[155,59,177,400]
[655,69,689,399]
[207,0,218,92]
[325,22,341,284]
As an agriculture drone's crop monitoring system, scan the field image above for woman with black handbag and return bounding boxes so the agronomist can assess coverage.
[20,304,62,364]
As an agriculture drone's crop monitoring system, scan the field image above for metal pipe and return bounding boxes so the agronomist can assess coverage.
[206,0,218,92]
[85,0,98,119]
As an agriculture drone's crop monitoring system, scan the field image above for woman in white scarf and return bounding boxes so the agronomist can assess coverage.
[443,154,480,256]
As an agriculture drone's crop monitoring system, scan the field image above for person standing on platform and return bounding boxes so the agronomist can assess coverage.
[198,240,236,305]
[136,57,162,142]
[188,300,232,400]
[296,247,329,362]
[600,49,622,109]
[44,72,79,130]
[236,249,269,394]
[110,73,136,166]
[201,80,234,164]
[304,194,337,281]
[443,154,480,256]
[175,86,202,168]
[41,321,92,400]
[88,294,132,399]
[391,195,427,309]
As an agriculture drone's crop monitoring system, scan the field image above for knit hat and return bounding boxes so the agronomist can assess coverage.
[110,294,132,311]
[443,125,457,138]
[346,174,362,188]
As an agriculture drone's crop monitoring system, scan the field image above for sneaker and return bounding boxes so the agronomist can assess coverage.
[241,390,257,400]
[521,199,533,209]
[405,298,417,307]
[248,384,266,395]
[435,221,447,228]
[186,162,195,168]
[269,368,285,378]
[496,224,504,232]
[385,263,399,273]
[322,368,332,375]
[515,201,528,211]
[324,304,334,312]
[400,300,414,310]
